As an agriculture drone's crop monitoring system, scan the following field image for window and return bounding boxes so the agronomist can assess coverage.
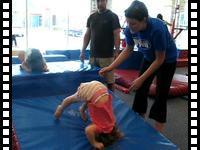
[12,0,26,49]
[111,0,188,50]
[30,15,42,28]
[12,0,90,51]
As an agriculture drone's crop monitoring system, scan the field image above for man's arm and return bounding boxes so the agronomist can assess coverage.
[113,28,121,58]
[80,28,91,62]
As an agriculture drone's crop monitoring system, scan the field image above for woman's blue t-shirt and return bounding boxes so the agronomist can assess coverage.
[124,17,177,63]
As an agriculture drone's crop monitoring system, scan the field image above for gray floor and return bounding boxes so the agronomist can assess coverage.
[114,67,188,150]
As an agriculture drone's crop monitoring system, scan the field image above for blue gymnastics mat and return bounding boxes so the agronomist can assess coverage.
[12,60,178,150]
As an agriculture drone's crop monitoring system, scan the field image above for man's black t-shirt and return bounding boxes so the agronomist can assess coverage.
[87,10,120,58]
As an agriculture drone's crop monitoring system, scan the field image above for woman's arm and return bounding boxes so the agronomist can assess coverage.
[140,51,165,80]
[129,51,165,91]
[99,45,133,76]
[80,28,91,62]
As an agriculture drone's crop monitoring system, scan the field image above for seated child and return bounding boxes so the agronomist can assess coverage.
[54,80,123,150]
[18,48,48,72]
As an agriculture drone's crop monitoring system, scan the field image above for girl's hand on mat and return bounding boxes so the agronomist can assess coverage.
[129,77,144,92]
[54,105,63,119]
[99,67,111,77]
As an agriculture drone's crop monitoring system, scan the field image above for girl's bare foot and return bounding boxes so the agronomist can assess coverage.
[155,122,165,132]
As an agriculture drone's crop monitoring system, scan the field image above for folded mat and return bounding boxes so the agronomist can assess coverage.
[114,69,188,97]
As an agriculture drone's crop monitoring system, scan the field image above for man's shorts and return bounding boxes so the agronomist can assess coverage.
[90,57,114,84]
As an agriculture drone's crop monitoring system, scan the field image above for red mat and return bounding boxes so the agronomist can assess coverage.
[114,69,188,97]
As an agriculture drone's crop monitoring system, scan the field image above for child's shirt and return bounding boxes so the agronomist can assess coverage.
[76,81,116,133]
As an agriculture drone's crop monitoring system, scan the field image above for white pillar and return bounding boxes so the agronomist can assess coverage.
[107,0,112,10]
[90,0,97,13]
[90,0,112,13]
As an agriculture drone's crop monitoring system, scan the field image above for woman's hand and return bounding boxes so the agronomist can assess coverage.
[129,77,144,92]
[99,66,112,77]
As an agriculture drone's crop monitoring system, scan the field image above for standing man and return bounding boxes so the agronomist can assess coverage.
[80,0,121,91]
